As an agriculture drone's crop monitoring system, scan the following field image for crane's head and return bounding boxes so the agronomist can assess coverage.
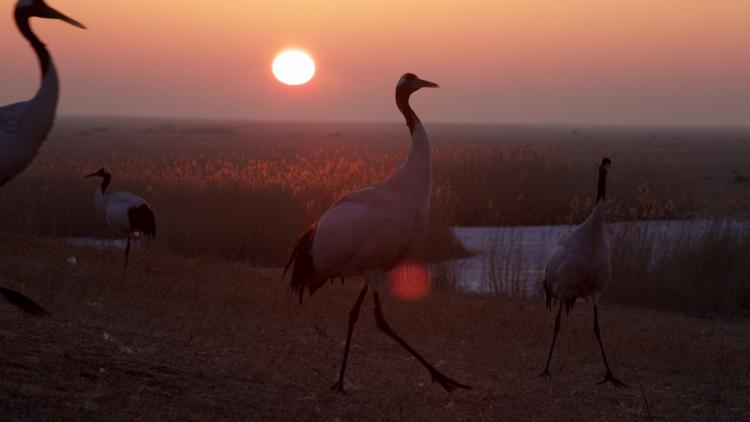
[85,168,111,179]
[15,0,86,29]
[396,73,439,97]
[600,157,612,172]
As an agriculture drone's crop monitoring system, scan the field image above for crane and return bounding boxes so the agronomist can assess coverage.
[286,73,471,393]
[540,157,627,387]
[85,168,156,273]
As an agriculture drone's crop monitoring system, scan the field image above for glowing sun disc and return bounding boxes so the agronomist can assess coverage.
[272,49,316,86]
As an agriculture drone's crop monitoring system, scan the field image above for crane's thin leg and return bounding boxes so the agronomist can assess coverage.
[372,292,471,393]
[124,235,131,275]
[593,305,627,387]
[540,301,563,377]
[331,284,369,393]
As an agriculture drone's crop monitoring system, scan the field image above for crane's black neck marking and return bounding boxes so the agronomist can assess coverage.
[396,89,419,134]
[15,9,52,79]
[597,168,607,202]
[100,174,111,194]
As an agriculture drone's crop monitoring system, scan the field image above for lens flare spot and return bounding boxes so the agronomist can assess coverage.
[388,261,431,301]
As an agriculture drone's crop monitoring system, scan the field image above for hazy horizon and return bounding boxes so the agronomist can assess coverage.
[56,113,750,129]
[2,1,749,126]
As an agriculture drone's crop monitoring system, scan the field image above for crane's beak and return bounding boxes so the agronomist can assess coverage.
[84,172,99,178]
[41,4,86,29]
[417,79,439,89]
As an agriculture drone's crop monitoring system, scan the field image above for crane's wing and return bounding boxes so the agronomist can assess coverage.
[0,99,53,150]
[0,102,29,186]
[0,101,25,137]
[313,186,416,275]
[105,191,148,232]
[285,188,381,303]
[0,98,56,187]
[127,204,156,238]
[543,234,586,310]
[542,242,565,310]
[545,236,607,311]
[286,186,415,303]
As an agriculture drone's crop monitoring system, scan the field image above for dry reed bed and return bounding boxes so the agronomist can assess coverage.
[1,120,748,266]
[608,219,750,312]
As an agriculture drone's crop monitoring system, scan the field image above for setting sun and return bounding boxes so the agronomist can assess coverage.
[272,49,316,86]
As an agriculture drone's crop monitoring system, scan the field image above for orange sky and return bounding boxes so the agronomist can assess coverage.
[1,0,749,125]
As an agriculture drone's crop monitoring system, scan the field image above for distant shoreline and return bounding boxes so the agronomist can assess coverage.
[55,115,750,131]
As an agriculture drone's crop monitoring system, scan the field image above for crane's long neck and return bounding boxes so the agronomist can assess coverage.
[396,90,432,171]
[95,175,111,212]
[596,167,607,203]
[12,9,61,167]
[583,168,608,234]
[396,90,432,201]
[16,11,52,80]
[397,90,420,135]
[14,10,60,144]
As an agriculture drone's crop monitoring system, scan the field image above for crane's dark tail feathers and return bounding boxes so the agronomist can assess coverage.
[565,298,577,314]
[540,268,555,311]
[0,287,49,317]
[541,280,576,314]
[128,204,156,239]
[284,224,327,304]
[541,275,553,311]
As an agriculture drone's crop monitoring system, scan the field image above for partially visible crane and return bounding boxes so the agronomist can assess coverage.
[1,0,85,317]
[1,0,85,186]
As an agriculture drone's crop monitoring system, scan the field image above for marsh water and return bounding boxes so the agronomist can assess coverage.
[451,219,750,296]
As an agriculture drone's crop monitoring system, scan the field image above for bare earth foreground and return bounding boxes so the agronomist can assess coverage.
[1,233,749,421]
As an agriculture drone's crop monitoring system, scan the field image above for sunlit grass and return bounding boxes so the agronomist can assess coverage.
[608,219,750,312]
[1,120,748,267]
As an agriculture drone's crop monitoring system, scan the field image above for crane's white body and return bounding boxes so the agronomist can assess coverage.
[95,188,149,234]
[544,200,610,305]
[0,42,59,187]
[312,122,431,288]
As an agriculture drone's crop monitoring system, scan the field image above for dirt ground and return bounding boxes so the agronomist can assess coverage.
[1,232,749,421]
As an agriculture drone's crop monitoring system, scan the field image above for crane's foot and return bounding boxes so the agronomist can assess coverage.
[330,380,348,394]
[539,368,552,378]
[597,370,628,388]
[429,369,472,393]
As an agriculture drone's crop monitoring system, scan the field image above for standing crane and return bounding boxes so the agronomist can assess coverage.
[540,157,627,387]
[85,168,156,273]
[0,0,85,316]
[285,73,471,393]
